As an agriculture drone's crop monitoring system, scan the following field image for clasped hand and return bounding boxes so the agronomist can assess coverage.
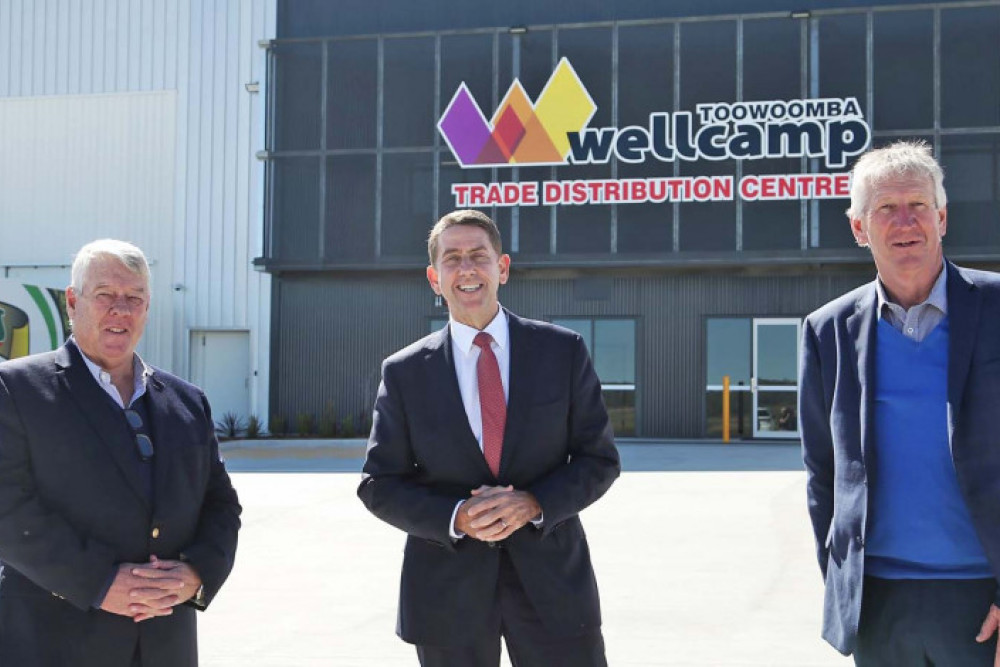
[454,485,542,542]
[100,555,203,623]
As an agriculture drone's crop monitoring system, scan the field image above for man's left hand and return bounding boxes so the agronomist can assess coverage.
[466,486,541,542]
[975,603,1000,666]
[129,556,203,621]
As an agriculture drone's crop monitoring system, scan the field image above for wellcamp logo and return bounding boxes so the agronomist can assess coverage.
[438,58,872,207]
[438,58,596,168]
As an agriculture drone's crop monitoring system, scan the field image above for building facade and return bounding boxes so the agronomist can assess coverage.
[0,0,276,424]
[261,0,1000,439]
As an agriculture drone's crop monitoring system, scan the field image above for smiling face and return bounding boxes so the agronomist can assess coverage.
[66,255,150,376]
[426,224,510,330]
[851,173,947,305]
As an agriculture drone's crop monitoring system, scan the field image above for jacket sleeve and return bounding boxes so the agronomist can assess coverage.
[179,393,242,609]
[525,334,621,536]
[799,317,835,579]
[0,373,119,611]
[357,359,465,549]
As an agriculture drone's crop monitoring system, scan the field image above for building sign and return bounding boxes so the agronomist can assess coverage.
[0,278,69,360]
[438,58,870,208]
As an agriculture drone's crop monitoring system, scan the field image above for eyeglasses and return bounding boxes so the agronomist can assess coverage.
[124,409,155,462]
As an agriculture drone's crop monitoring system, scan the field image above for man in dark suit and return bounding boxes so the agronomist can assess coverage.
[0,239,241,667]
[358,209,620,667]
[800,141,1000,665]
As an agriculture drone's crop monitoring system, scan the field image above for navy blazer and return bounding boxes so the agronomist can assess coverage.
[800,260,1000,655]
[358,310,621,646]
[0,340,241,667]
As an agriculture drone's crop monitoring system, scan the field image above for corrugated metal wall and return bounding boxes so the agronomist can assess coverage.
[272,268,876,438]
[0,0,276,423]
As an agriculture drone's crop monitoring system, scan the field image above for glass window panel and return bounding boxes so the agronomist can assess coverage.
[485,206,515,259]
[384,37,436,147]
[515,167,553,255]
[618,23,673,129]
[940,134,1000,249]
[325,155,375,260]
[518,30,554,101]
[741,157,803,251]
[557,27,613,128]
[756,391,798,435]
[817,196,856,249]
[873,11,933,130]
[680,21,736,109]
[441,34,494,122]
[594,320,635,384]
[705,389,752,439]
[678,158,736,252]
[381,152,435,259]
[273,157,320,261]
[756,323,798,386]
[818,14,867,116]
[603,389,635,437]
[743,18,801,102]
[552,318,592,353]
[941,7,1000,129]
[430,318,448,333]
[617,160,673,254]
[706,318,750,386]
[498,34,514,93]
[273,42,322,151]
[554,163,611,254]
[327,39,377,149]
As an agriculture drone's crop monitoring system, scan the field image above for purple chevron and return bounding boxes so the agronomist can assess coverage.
[438,84,491,166]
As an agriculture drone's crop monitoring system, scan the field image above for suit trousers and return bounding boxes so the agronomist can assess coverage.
[416,548,607,667]
[855,576,997,666]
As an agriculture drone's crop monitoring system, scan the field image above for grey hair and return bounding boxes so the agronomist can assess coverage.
[70,239,150,292]
[846,140,947,220]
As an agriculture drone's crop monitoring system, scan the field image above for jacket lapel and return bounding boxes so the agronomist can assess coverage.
[498,310,537,478]
[946,261,980,447]
[436,325,493,476]
[56,341,151,509]
[143,372,175,509]
[846,283,878,467]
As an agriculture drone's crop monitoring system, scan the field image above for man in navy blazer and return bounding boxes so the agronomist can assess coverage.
[0,240,241,667]
[801,141,1000,665]
[359,210,620,667]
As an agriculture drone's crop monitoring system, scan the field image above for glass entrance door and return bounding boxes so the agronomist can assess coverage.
[752,319,800,439]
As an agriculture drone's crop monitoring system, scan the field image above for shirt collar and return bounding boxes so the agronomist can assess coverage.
[875,265,948,315]
[75,337,153,392]
[449,306,509,356]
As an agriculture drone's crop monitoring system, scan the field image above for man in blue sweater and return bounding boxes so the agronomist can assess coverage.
[800,140,1000,666]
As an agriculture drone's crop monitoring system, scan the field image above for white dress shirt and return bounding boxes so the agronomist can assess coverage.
[77,339,152,409]
[448,307,510,451]
[447,306,512,539]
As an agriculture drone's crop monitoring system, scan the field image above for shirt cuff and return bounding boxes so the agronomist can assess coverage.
[531,511,544,528]
[449,500,466,540]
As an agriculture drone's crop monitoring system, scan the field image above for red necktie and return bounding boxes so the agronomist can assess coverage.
[474,332,506,477]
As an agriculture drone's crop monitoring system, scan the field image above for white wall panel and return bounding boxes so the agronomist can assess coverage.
[0,91,176,368]
[0,0,276,424]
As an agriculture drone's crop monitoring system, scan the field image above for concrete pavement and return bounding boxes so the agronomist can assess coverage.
[198,443,851,666]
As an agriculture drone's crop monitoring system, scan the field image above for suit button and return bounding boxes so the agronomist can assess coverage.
[151,527,160,539]
[855,535,864,547]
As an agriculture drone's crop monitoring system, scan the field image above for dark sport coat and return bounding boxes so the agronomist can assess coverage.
[0,339,241,667]
[799,260,1000,655]
[358,309,621,646]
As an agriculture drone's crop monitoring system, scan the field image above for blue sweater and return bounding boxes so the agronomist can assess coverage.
[866,317,992,578]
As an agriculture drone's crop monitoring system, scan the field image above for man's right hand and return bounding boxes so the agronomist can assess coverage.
[99,561,186,622]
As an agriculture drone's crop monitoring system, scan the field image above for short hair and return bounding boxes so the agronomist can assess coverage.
[70,239,150,293]
[847,140,947,220]
[427,209,503,265]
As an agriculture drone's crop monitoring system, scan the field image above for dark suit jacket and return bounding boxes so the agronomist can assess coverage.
[358,310,620,646]
[0,340,241,667]
[800,260,1000,655]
